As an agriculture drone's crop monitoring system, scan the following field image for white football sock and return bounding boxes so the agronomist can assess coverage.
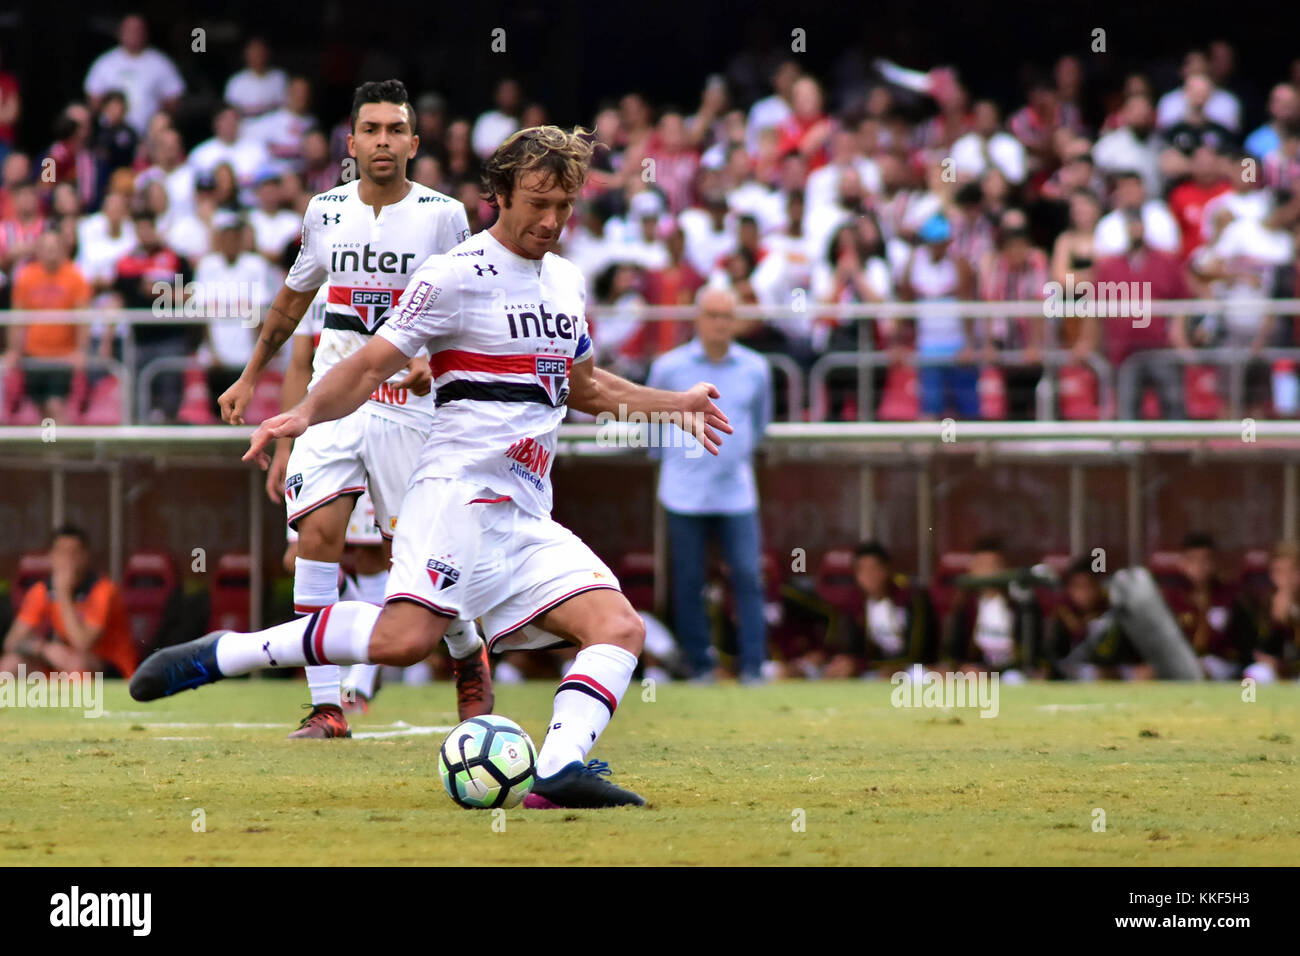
[342,570,388,698]
[536,643,638,778]
[295,557,342,708]
[442,617,481,659]
[214,601,380,675]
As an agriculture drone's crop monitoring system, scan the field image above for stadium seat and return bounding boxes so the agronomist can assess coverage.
[762,549,784,603]
[209,552,252,633]
[123,551,179,657]
[1146,550,1184,591]
[877,363,920,421]
[77,374,124,425]
[13,552,52,610]
[1058,364,1100,420]
[618,551,656,612]
[65,370,89,418]
[1140,387,1161,420]
[243,370,285,425]
[928,551,974,624]
[1238,548,1272,605]
[977,365,1007,420]
[1,369,42,425]
[1183,364,1224,420]
[815,548,860,618]
[176,363,217,425]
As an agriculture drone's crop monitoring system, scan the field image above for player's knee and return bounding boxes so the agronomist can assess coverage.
[369,628,434,667]
[296,519,344,559]
[368,607,440,666]
[602,606,645,657]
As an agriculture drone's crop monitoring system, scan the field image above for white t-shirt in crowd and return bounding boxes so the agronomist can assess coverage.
[84,46,185,135]
[249,207,301,261]
[194,251,281,367]
[1094,202,1182,257]
[224,68,288,119]
[472,110,519,159]
[76,215,137,286]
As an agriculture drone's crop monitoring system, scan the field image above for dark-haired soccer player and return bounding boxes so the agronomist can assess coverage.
[214,79,489,737]
[133,126,732,808]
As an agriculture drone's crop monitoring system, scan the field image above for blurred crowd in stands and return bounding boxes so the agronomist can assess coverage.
[6,525,1298,684]
[2,15,1300,424]
[721,534,1300,684]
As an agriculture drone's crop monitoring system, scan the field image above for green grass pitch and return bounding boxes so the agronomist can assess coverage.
[1,679,1297,865]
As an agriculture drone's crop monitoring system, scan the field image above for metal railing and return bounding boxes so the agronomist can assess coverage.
[0,356,131,423]
[1116,347,1300,420]
[807,348,1116,422]
[4,300,1298,423]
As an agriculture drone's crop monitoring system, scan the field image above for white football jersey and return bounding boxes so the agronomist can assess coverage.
[293,285,329,343]
[286,179,470,426]
[378,230,595,517]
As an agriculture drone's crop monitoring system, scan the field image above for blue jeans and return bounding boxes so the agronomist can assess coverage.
[667,509,766,678]
[919,360,979,418]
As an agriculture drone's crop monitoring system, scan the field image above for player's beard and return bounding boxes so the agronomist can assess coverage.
[362,154,404,186]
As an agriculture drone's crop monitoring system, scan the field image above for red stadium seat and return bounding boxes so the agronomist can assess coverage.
[1183,364,1223,419]
[1,369,42,425]
[77,374,124,425]
[1146,550,1184,591]
[1140,387,1161,420]
[66,370,89,417]
[618,551,656,612]
[815,548,860,618]
[123,551,179,656]
[1238,548,1272,605]
[1058,364,1099,420]
[209,552,252,633]
[977,365,1007,420]
[243,370,284,425]
[761,549,784,603]
[929,551,974,624]
[13,552,52,610]
[5,397,42,425]
[176,363,217,425]
[877,363,919,421]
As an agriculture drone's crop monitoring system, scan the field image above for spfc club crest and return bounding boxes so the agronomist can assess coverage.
[535,356,569,406]
[349,288,395,328]
[426,558,461,590]
[285,473,304,502]
[327,286,395,330]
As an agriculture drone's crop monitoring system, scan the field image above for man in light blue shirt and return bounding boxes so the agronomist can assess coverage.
[1243,83,1297,161]
[646,286,772,683]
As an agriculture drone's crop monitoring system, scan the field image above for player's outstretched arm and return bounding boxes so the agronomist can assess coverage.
[243,336,411,469]
[266,335,314,503]
[219,285,319,424]
[569,363,733,456]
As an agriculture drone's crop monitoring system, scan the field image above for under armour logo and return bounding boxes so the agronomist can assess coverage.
[322,213,341,225]
[262,641,277,666]
[474,264,498,276]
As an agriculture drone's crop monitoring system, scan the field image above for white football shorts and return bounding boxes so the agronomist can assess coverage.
[385,476,621,652]
[286,488,382,547]
[283,408,427,539]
